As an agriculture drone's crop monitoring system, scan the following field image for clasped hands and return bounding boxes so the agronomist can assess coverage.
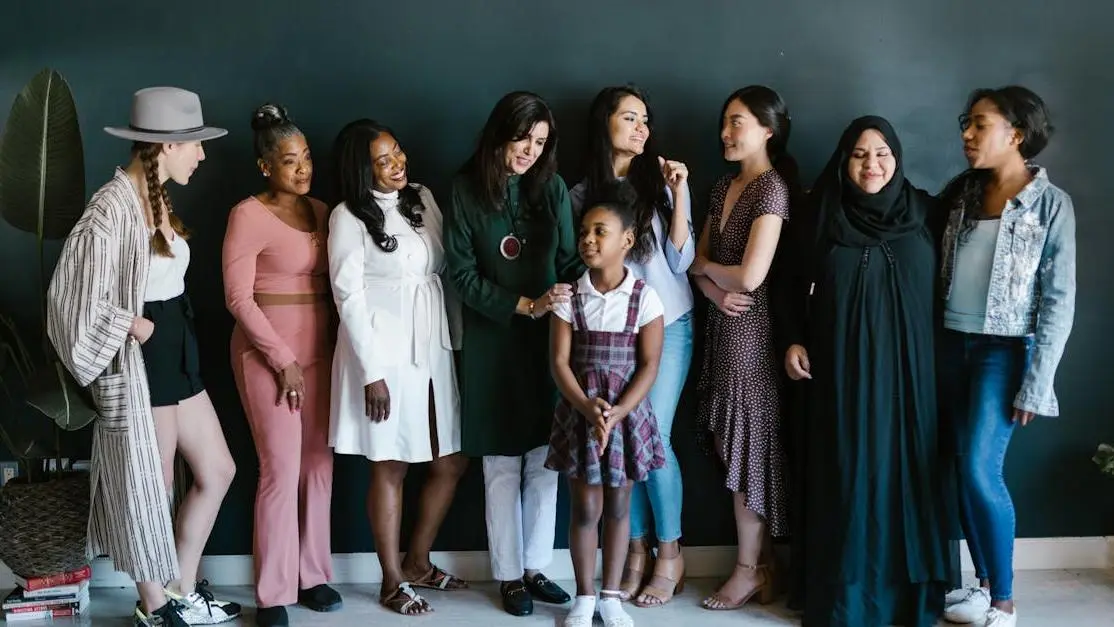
[579,397,628,450]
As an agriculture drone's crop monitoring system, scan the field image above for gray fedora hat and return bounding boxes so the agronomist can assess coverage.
[104,86,228,143]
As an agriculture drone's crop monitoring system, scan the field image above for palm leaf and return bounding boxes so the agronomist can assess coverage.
[24,362,97,432]
[0,68,86,240]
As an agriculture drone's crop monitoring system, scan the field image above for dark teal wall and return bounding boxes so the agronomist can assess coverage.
[1,0,1112,555]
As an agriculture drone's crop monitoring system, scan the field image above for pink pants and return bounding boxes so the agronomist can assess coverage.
[231,303,334,607]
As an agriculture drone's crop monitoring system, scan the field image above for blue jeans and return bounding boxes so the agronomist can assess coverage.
[938,329,1032,602]
[629,310,693,543]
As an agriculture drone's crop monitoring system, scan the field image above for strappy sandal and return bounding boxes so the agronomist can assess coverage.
[701,562,773,610]
[618,549,652,601]
[380,583,432,616]
[410,564,469,591]
[632,550,685,608]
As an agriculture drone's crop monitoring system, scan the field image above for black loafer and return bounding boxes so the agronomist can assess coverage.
[501,580,534,616]
[255,605,289,626]
[524,573,571,604]
[298,584,343,612]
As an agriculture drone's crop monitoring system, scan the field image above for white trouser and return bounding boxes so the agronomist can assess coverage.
[482,445,560,581]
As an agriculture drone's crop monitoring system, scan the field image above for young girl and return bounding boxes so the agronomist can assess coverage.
[546,183,666,627]
[569,84,696,607]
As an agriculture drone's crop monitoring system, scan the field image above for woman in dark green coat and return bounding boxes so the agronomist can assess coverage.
[443,91,581,616]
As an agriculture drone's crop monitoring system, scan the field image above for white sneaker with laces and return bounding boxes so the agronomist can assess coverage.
[944,586,991,623]
[165,581,241,625]
[945,584,983,605]
[984,607,1018,626]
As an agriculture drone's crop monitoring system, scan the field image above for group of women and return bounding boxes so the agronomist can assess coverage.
[43,78,1074,627]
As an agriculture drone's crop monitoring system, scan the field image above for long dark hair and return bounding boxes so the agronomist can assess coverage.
[332,119,424,252]
[582,85,669,263]
[721,85,801,196]
[463,91,558,214]
[950,85,1054,240]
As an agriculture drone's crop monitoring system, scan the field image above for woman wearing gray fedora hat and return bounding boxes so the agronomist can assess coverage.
[47,86,240,627]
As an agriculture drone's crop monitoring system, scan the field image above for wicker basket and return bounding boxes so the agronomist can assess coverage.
[0,471,90,577]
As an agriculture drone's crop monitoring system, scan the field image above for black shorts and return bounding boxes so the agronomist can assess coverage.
[141,293,205,407]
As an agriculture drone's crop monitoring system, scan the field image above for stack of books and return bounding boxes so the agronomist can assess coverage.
[2,565,92,622]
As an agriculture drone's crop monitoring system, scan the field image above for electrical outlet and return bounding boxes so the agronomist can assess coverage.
[0,461,19,486]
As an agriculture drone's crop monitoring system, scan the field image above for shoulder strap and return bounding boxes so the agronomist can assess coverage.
[623,280,644,334]
[571,286,588,331]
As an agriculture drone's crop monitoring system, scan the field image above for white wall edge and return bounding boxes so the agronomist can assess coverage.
[2,537,1110,590]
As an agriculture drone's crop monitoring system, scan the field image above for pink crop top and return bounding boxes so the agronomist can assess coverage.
[221,196,329,371]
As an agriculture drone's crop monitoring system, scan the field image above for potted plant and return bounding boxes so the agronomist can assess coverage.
[1093,443,1114,477]
[0,68,99,577]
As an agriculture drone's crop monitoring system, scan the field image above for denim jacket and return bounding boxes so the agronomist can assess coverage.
[940,166,1076,416]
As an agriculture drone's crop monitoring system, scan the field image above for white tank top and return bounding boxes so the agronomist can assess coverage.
[145,234,190,302]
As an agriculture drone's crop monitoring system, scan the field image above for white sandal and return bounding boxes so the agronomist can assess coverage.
[380,583,431,615]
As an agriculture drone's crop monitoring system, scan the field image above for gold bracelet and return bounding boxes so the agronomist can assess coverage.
[528,300,537,319]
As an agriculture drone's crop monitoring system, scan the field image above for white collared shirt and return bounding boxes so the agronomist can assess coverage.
[552,267,664,332]
[569,180,695,326]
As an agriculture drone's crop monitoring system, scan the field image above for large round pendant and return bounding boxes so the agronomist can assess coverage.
[500,234,522,260]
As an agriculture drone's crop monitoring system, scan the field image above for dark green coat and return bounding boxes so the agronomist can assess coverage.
[444,173,582,456]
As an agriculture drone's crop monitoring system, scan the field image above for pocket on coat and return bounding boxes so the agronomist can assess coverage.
[1009,221,1045,274]
[369,311,402,367]
[91,373,130,433]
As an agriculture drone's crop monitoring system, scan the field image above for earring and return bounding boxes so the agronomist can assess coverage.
[263,172,270,177]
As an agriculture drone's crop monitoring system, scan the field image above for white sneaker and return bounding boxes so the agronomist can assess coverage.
[984,607,1018,626]
[944,586,991,623]
[133,601,188,626]
[945,585,983,605]
[165,581,241,625]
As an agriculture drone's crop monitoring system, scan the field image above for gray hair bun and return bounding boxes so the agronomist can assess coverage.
[251,103,290,131]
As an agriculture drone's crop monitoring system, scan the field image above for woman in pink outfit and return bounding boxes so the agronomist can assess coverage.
[222,104,340,627]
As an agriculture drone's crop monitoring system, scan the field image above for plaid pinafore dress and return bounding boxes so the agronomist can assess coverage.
[545,279,665,487]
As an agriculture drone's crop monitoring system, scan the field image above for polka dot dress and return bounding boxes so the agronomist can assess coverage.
[697,169,790,537]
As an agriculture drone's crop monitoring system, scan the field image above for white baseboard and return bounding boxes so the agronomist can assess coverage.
[1,537,1110,590]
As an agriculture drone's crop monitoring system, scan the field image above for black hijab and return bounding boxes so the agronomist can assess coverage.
[813,116,929,248]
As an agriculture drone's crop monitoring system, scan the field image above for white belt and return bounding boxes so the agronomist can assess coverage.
[364,274,449,367]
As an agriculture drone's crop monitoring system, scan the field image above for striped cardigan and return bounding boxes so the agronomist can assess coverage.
[46,168,179,583]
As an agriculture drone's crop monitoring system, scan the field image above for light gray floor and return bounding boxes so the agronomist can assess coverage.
[28,569,1114,625]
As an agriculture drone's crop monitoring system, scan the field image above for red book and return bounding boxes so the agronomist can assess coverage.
[11,565,92,591]
[4,606,78,621]
[7,601,79,614]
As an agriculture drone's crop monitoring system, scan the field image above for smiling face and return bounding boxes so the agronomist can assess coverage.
[846,128,896,194]
[259,134,312,196]
[503,121,550,175]
[578,204,634,269]
[608,94,650,159]
[369,132,408,192]
[162,141,206,185]
[720,98,773,163]
[961,97,1024,169]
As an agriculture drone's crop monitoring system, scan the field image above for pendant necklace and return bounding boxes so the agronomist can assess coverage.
[500,197,527,261]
